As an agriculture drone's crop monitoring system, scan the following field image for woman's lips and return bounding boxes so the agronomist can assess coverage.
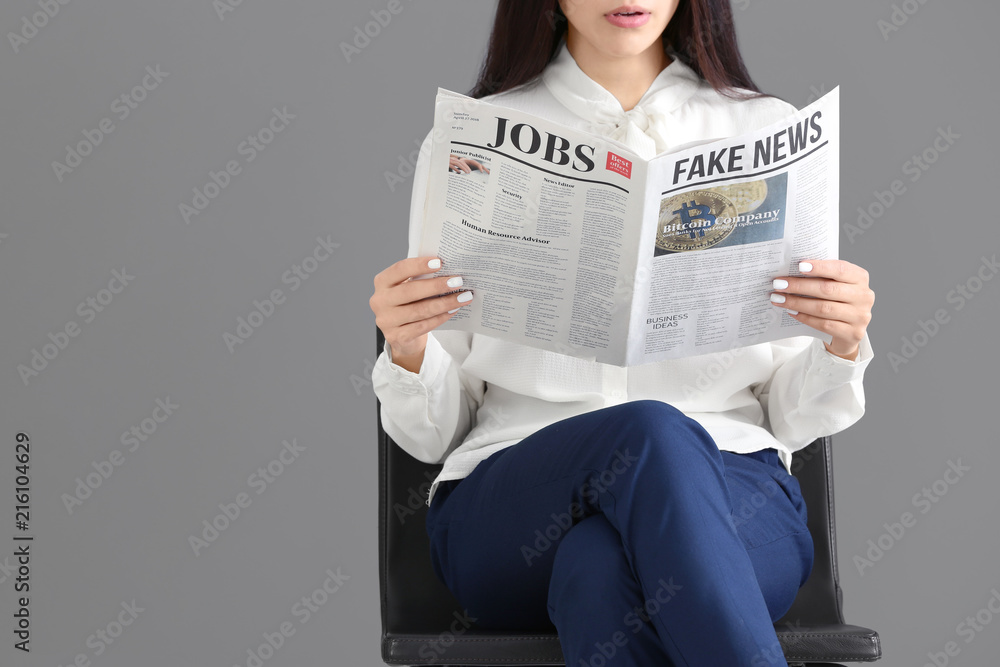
[605,8,651,29]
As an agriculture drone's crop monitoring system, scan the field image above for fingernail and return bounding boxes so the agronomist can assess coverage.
[799,262,813,273]
[427,258,441,270]
[772,279,788,290]
[457,291,474,303]
[787,310,798,315]
[447,308,459,314]
[446,276,463,288]
[770,293,786,303]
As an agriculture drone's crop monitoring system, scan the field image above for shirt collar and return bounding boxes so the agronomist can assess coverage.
[541,40,703,159]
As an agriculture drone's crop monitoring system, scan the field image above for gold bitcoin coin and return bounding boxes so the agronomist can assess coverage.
[712,180,768,215]
[656,191,738,252]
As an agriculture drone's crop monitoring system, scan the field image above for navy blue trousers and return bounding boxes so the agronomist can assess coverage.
[425,400,814,666]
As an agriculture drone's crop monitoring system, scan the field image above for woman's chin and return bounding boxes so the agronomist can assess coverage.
[573,33,664,61]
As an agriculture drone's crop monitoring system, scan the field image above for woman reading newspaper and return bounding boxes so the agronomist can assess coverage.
[369,1,875,665]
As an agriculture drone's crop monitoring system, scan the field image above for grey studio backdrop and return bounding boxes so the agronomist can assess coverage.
[0,1,996,665]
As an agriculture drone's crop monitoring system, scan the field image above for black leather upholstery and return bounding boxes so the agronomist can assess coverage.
[376,328,881,665]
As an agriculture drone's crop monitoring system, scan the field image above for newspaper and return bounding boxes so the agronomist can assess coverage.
[417,86,840,366]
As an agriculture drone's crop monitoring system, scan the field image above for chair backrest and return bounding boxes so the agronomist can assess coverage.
[376,328,847,639]
[774,436,845,628]
[378,417,460,634]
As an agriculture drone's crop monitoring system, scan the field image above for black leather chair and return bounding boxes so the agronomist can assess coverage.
[376,329,881,666]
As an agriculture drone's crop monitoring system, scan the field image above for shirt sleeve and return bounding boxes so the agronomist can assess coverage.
[371,129,485,464]
[753,332,874,452]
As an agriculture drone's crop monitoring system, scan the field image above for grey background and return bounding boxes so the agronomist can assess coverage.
[0,1,996,665]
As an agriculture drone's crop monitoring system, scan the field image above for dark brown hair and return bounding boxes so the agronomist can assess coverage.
[469,0,768,101]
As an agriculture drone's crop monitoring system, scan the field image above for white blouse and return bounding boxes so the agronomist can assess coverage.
[373,41,874,508]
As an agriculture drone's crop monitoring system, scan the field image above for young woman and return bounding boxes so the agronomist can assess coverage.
[369,1,875,664]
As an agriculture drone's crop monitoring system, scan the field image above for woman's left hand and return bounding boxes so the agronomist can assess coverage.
[769,259,875,361]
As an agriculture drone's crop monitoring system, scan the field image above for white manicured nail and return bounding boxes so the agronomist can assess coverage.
[427,258,441,270]
[787,310,798,315]
[799,262,813,273]
[770,293,786,304]
[447,308,459,314]
[446,276,463,288]
[772,279,788,290]
[457,291,474,303]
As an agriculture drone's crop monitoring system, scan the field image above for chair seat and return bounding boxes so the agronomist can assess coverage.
[381,622,881,665]
[777,623,881,663]
[383,632,562,666]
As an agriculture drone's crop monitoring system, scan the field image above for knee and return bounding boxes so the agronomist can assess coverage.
[611,400,704,438]
[603,400,719,463]
[614,398,684,422]
[547,514,632,613]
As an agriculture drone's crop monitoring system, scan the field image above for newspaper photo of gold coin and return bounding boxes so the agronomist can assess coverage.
[656,190,739,252]
[713,180,768,215]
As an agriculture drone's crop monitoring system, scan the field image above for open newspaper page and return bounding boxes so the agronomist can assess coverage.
[419,89,648,364]
[626,87,840,365]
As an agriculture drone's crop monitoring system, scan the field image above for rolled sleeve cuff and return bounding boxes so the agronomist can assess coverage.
[810,331,874,383]
[379,334,446,394]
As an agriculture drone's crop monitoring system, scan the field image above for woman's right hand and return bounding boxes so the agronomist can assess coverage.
[370,257,474,373]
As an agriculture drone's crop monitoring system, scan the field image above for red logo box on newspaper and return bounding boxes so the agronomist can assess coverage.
[606,151,632,179]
